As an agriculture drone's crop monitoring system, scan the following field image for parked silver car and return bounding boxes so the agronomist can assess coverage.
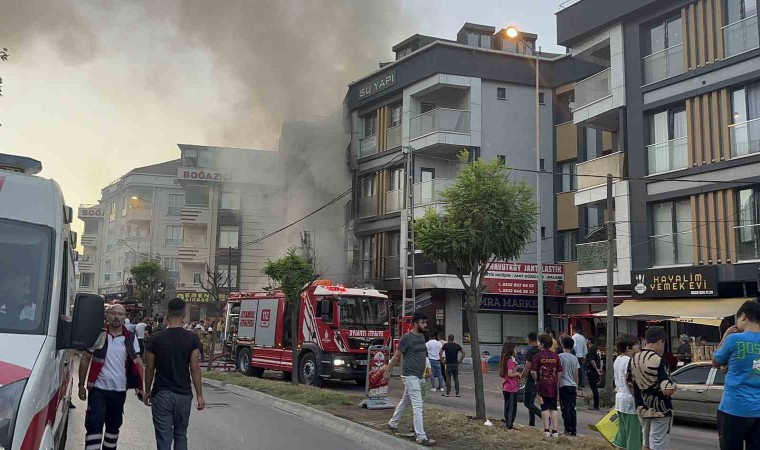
[669,361,723,424]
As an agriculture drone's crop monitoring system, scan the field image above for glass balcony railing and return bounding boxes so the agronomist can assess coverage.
[723,15,759,58]
[359,134,377,158]
[358,195,377,219]
[385,189,405,213]
[577,240,617,271]
[409,108,470,139]
[730,117,760,157]
[736,223,760,261]
[386,125,402,149]
[573,68,611,110]
[413,179,453,206]
[642,44,684,85]
[647,136,688,175]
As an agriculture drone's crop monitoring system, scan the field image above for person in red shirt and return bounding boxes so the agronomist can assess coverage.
[499,341,521,431]
[531,334,562,438]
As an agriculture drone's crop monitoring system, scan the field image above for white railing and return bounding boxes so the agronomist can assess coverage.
[647,136,688,174]
[730,117,760,157]
[409,108,470,139]
[413,179,453,205]
[385,189,405,213]
[723,15,759,58]
[386,124,402,149]
[573,68,612,110]
[642,43,684,85]
[359,134,377,158]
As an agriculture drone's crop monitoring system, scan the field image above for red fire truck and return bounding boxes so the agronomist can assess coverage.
[225,280,391,386]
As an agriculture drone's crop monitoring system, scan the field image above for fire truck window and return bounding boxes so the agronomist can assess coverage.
[319,299,333,321]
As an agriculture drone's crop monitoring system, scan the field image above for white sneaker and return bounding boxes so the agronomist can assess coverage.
[430,388,438,392]
[551,432,559,438]
[544,432,551,439]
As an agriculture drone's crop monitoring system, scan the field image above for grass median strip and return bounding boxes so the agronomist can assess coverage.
[203,372,609,449]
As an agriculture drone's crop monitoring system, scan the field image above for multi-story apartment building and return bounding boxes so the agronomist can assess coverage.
[345,22,598,353]
[556,0,760,342]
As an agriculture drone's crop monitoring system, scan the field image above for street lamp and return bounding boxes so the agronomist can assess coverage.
[505,26,545,332]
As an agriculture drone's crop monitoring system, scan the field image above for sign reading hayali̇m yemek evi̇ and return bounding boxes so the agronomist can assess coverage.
[631,265,718,298]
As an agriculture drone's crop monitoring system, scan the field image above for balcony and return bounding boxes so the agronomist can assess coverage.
[382,255,400,279]
[413,179,452,206]
[359,134,377,158]
[576,152,623,190]
[180,207,211,224]
[358,195,377,219]
[386,125,401,150]
[556,122,578,162]
[180,240,207,249]
[730,117,760,158]
[385,189,404,213]
[642,44,684,85]
[167,206,182,216]
[577,240,616,271]
[409,108,470,140]
[126,207,152,222]
[81,233,98,247]
[723,15,759,58]
[647,137,688,175]
[165,238,183,247]
[573,68,611,111]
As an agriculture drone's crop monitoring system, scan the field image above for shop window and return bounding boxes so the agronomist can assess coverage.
[476,313,502,343]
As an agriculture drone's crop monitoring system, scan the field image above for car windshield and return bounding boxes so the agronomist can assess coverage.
[0,219,52,335]
[338,296,387,329]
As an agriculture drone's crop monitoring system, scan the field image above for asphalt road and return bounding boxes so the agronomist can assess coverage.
[66,382,374,449]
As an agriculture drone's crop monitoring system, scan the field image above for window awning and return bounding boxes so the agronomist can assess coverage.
[592,297,751,327]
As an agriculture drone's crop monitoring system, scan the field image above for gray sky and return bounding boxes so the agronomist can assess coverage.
[0,0,567,239]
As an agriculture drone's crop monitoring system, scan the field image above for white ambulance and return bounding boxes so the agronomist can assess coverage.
[0,153,104,450]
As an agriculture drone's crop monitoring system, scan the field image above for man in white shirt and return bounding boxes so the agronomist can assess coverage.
[571,325,588,388]
[135,318,148,355]
[425,333,446,392]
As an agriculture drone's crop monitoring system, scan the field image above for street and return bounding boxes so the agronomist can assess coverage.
[66,382,374,449]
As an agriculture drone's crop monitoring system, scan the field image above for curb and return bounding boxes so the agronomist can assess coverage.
[203,378,423,450]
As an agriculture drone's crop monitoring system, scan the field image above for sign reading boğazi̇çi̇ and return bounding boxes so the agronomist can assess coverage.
[483,261,565,296]
[631,265,718,298]
[358,71,396,100]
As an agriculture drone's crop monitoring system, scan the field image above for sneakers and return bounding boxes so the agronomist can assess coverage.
[430,388,438,392]
[455,393,461,397]
[551,432,559,438]
[387,424,398,434]
[416,438,436,446]
[543,431,551,439]
[442,393,450,397]
[513,423,525,429]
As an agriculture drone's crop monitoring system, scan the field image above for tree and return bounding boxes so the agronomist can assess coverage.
[129,260,168,318]
[200,263,230,371]
[262,247,320,385]
[414,151,537,419]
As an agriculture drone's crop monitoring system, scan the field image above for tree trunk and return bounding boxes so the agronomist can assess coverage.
[290,299,299,385]
[464,288,487,420]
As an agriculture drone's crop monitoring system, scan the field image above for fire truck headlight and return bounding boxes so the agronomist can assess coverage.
[332,358,346,367]
[0,378,27,450]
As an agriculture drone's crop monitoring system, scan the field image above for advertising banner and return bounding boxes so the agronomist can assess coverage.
[483,261,565,296]
[359,345,394,410]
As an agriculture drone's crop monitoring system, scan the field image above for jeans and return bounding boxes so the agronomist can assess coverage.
[389,376,427,441]
[429,360,445,389]
[587,370,600,409]
[523,382,542,427]
[152,390,193,450]
[445,363,460,395]
[577,358,587,387]
[502,391,518,429]
[559,386,577,434]
[718,410,760,450]
[85,388,127,450]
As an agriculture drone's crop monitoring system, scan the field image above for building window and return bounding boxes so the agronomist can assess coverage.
[387,231,400,257]
[104,260,111,282]
[643,16,684,84]
[476,313,502,343]
[192,272,202,287]
[390,104,402,127]
[219,226,240,249]
[724,0,759,57]
[736,187,760,260]
[163,257,180,281]
[647,106,687,174]
[80,272,94,288]
[362,235,376,279]
[396,46,412,60]
[221,191,241,210]
[584,127,601,160]
[497,87,507,100]
[361,175,376,198]
[560,160,577,192]
[466,32,491,49]
[217,264,238,288]
[184,185,209,207]
[558,230,579,262]
[168,193,184,216]
[730,83,760,157]
[538,92,546,105]
[184,149,212,168]
[389,167,404,192]
[165,225,183,247]
[651,199,693,266]
[121,196,128,217]
[363,113,377,137]
[109,202,116,222]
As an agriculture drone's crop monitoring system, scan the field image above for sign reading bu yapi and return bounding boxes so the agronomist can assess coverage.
[483,261,565,296]
[631,265,718,298]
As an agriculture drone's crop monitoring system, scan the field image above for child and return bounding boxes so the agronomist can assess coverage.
[500,341,521,431]
[531,334,562,438]
[558,337,580,436]
[612,334,642,450]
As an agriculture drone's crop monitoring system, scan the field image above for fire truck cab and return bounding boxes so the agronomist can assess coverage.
[227,281,391,386]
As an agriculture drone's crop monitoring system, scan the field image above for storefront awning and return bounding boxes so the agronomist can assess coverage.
[593,297,751,326]
[566,295,628,305]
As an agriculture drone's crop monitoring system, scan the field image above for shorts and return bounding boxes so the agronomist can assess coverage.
[640,416,672,450]
[540,396,558,411]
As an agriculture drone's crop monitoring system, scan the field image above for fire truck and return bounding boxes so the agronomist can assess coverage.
[224,280,391,386]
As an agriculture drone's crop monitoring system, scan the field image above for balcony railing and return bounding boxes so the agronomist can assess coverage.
[642,44,684,85]
[181,241,207,248]
[167,206,182,216]
[723,15,759,58]
[358,195,377,219]
[413,179,453,206]
[573,68,611,110]
[409,108,470,139]
[647,136,688,175]
[730,117,760,157]
[386,125,402,149]
[576,152,623,190]
[165,238,183,247]
[383,255,401,279]
[359,134,377,158]
[577,240,617,271]
[385,189,405,213]
[735,223,760,261]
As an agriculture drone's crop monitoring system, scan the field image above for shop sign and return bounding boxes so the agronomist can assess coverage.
[177,167,233,182]
[176,292,227,303]
[476,295,538,313]
[358,71,396,100]
[78,207,104,218]
[483,261,564,296]
[631,266,718,298]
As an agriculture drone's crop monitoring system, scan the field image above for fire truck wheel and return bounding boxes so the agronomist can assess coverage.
[236,348,254,376]
[298,352,323,387]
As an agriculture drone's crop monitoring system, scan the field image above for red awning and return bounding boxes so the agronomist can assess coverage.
[566,295,628,305]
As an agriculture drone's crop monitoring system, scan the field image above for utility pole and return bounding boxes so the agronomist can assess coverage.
[401,145,416,315]
[535,45,544,333]
[604,173,615,400]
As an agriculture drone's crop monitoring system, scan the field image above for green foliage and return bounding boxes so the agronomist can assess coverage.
[263,247,317,303]
[129,260,167,315]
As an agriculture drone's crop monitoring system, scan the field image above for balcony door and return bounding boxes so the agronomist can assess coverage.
[419,168,435,204]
